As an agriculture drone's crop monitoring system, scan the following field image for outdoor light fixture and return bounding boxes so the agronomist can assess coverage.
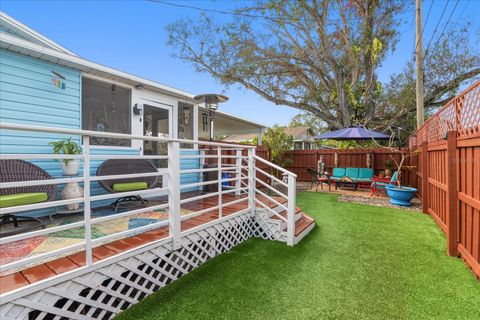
[135,84,144,90]
[194,94,229,141]
[133,103,142,116]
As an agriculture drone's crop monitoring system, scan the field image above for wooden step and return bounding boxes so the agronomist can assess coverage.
[294,214,315,236]
[283,213,315,236]
[269,207,302,221]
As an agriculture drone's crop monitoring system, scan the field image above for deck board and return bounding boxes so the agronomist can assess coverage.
[0,192,272,295]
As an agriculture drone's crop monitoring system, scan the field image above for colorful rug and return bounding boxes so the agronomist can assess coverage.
[0,206,194,268]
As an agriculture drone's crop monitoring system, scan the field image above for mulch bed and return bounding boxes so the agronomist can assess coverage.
[337,194,422,212]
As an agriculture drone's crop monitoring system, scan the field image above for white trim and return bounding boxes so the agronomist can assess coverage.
[0,12,77,55]
[0,31,195,100]
[0,122,255,149]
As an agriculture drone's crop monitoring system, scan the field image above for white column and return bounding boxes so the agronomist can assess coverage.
[217,146,223,219]
[248,148,256,215]
[287,174,296,246]
[257,129,263,145]
[83,135,93,266]
[168,141,181,250]
[235,149,242,196]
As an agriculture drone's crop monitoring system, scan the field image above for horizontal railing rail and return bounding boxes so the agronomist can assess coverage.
[0,121,256,277]
[252,155,297,246]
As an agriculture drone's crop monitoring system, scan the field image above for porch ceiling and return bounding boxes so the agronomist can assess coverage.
[198,107,267,138]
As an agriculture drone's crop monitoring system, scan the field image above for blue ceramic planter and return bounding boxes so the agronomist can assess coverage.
[386,186,417,207]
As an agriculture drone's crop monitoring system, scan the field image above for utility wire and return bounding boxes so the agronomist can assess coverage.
[147,0,408,24]
[425,0,461,66]
[423,0,450,58]
[412,0,434,58]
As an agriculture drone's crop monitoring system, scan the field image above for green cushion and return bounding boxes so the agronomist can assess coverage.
[112,182,148,192]
[359,168,374,179]
[0,193,48,208]
[332,168,346,178]
[345,167,359,178]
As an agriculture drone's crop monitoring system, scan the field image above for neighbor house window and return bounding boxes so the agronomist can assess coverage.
[82,78,131,146]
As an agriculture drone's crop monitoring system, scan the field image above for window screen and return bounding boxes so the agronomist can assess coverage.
[82,78,131,146]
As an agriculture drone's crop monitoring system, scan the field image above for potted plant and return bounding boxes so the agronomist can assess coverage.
[49,137,81,176]
[384,150,418,207]
[363,125,418,207]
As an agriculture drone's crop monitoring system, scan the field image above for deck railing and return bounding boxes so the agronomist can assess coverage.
[251,155,297,245]
[0,122,298,276]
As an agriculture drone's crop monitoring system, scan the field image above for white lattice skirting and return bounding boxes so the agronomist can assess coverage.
[0,211,281,320]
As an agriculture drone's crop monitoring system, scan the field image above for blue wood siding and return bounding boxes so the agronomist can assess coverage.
[180,149,201,192]
[0,49,81,217]
[0,48,82,180]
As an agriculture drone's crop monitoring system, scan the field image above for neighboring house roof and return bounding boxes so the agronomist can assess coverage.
[0,12,267,129]
[284,126,315,141]
[222,133,257,142]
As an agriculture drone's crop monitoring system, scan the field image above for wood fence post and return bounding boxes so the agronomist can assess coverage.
[446,131,459,256]
[421,142,429,214]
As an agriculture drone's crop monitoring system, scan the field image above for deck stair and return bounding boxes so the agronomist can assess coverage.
[254,195,315,245]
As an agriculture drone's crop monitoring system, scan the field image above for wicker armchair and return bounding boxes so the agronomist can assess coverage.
[96,159,160,212]
[0,160,56,236]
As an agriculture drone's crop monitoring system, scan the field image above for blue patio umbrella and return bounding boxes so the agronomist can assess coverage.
[314,126,391,140]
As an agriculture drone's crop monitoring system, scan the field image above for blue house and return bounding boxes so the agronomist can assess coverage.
[0,12,266,213]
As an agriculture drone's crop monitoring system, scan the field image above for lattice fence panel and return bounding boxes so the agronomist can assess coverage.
[0,214,258,320]
[457,82,480,139]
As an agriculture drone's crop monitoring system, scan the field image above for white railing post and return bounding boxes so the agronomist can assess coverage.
[248,148,256,215]
[168,141,181,250]
[83,135,93,266]
[235,149,242,196]
[199,148,206,187]
[217,146,223,219]
[287,174,296,246]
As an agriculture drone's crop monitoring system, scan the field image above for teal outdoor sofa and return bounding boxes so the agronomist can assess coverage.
[330,167,374,189]
[330,167,374,182]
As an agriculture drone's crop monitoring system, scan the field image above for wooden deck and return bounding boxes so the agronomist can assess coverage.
[0,192,314,295]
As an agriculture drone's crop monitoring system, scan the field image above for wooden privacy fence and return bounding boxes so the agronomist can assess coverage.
[409,80,480,279]
[284,148,417,187]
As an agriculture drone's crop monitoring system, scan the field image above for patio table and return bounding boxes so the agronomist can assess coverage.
[335,180,358,191]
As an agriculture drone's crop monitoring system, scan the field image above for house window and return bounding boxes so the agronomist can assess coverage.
[82,78,131,146]
[294,141,302,150]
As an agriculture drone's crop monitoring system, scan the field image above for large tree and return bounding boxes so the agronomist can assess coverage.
[166,0,405,130]
[379,23,480,135]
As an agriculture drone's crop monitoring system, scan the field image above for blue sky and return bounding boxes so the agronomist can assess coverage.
[2,0,478,126]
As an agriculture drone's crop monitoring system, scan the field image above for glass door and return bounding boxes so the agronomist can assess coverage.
[143,103,172,167]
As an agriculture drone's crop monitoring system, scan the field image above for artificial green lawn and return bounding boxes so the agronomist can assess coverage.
[116,193,480,320]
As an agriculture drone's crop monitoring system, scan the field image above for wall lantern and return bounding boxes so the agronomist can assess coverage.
[133,103,142,116]
[194,94,229,141]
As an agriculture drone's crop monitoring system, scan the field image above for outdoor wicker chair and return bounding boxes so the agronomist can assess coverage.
[0,160,56,236]
[96,159,160,212]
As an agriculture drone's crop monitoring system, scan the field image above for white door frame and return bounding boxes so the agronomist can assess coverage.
[142,100,173,143]
[140,99,174,192]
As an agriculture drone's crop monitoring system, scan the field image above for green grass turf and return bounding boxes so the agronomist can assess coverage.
[115,192,480,320]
